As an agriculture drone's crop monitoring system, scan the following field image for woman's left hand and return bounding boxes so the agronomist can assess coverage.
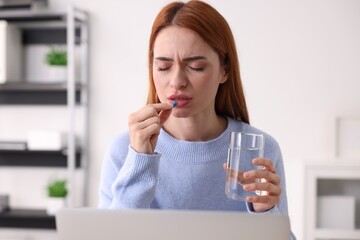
[242,158,281,212]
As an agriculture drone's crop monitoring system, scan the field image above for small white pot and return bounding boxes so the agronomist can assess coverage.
[47,65,67,83]
[46,197,66,215]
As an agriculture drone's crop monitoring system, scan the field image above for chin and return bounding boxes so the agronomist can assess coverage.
[171,110,191,118]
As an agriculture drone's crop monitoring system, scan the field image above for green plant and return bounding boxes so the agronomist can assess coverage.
[47,179,68,198]
[45,47,67,66]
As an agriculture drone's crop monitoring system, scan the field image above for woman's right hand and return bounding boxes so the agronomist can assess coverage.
[128,103,173,154]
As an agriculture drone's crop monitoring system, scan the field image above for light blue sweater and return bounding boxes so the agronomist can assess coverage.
[98,117,296,239]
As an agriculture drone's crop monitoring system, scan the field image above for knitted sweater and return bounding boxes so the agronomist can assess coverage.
[98,117,296,239]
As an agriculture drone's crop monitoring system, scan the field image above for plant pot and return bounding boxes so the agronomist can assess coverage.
[47,65,67,83]
[46,197,66,215]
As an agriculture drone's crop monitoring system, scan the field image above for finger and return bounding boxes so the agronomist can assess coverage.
[243,169,281,185]
[134,122,161,143]
[246,195,280,205]
[130,116,160,131]
[138,124,160,142]
[152,102,173,112]
[243,182,282,196]
[252,158,276,173]
[223,163,227,170]
[129,103,172,124]
[226,168,253,185]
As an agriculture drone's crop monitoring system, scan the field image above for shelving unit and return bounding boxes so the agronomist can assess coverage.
[0,209,55,229]
[0,5,89,235]
[0,149,81,167]
[0,82,81,105]
[305,162,360,240]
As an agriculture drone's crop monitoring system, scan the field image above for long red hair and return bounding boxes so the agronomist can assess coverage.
[147,0,249,124]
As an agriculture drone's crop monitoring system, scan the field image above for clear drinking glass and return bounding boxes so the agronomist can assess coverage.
[225,132,264,201]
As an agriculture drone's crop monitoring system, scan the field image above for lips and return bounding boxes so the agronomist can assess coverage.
[168,94,192,107]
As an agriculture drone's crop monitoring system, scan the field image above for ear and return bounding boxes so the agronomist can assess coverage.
[219,67,229,84]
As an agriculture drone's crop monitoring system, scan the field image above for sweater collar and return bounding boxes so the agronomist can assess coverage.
[156,117,240,163]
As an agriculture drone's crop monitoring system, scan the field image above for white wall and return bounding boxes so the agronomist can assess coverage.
[1,1,359,239]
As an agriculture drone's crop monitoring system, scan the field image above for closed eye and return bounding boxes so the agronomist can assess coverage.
[188,66,205,72]
[157,67,170,71]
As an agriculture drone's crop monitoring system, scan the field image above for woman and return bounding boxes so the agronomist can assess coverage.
[99,1,295,239]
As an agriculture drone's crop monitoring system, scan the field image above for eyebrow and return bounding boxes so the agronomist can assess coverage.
[154,56,207,62]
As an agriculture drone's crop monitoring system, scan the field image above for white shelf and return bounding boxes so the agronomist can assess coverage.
[0,4,88,240]
[315,229,360,239]
[305,162,360,240]
[0,3,89,231]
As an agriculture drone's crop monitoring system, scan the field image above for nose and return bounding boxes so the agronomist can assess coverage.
[169,66,188,89]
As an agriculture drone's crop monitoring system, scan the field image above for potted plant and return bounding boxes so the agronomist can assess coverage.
[45,46,67,82]
[46,179,67,215]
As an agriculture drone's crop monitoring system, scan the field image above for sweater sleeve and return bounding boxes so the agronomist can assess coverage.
[98,134,161,209]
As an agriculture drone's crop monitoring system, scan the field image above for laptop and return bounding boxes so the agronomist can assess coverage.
[56,208,290,240]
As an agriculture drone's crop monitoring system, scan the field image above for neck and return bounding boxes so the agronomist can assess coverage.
[163,113,227,142]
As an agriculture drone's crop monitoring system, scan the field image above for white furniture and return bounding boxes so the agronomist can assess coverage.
[0,5,89,239]
[305,161,360,240]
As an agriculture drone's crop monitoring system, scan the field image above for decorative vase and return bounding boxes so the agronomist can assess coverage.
[46,197,66,215]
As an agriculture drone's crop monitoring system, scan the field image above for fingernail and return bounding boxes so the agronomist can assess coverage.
[244,172,250,178]
[172,101,177,107]
[243,185,250,191]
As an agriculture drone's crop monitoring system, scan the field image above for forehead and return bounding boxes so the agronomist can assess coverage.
[153,25,217,58]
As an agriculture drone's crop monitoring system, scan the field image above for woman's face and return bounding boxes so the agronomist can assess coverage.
[152,25,227,118]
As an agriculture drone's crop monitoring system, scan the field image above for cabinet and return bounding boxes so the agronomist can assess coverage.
[305,162,360,240]
[0,5,89,233]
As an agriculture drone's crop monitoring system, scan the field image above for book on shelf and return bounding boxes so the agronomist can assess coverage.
[0,141,27,150]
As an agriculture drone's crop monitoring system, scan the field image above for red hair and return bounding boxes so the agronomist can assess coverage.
[147,0,249,124]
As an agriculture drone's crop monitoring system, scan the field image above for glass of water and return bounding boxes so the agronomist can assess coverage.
[225,132,264,201]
